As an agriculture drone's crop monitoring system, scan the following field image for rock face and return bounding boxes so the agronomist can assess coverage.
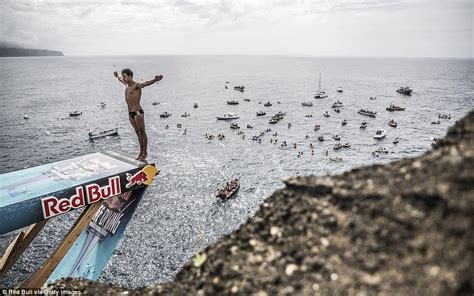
[0,47,63,57]
[51,112,473,295]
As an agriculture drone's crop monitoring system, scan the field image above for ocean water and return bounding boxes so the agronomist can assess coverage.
[0,55,472,288]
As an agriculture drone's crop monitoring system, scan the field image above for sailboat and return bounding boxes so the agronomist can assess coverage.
[314,73,328,99]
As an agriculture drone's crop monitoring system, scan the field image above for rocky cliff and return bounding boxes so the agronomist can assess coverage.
[51,112,473,295]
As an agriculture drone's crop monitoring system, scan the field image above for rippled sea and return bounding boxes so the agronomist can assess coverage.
[0,56,472,288]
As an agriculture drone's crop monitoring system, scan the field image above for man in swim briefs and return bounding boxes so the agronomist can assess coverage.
[114,68,163,161]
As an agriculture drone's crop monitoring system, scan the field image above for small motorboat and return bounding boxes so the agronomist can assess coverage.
[234,85,245,92]
[393,137,400,144]
[256,111,266,116]
[243,98,251,102]
[332,100,343,108]
[264,101,272,107]
[269,118,279,124]
[100,101,106,108]
[216,113,239,120]
[358,108,377,117]
[70,111,82,117]
[89,127,119,140]
[230,123,240,129]
[227,100,239,105]
[181,112,190,118]
[160,112,172,118]
[438,114,451,120]
[247,124,253,129]
[194,103,199,108]
[318,135,325,142]
[431,120,441,125]
[388,119,397,128]
[216,179,240,199]
[341,119,347,126]
[333,143,343,150]
[374,129,386,139]
[375,147,388,153]
[323,111,330,117]
[370,96,377,100]
[332,134,341,141]
[360,121,368,129]
[23,113,29,119]
[396,86,413,95]
[301,101,313,107]
[152,101,160,106]
[337,87,343,93]
[314,124,320,131]
[334,108,340,113]
[225,85,228,89]
[342,142,351,148]
[386,104,406,111]
[329,157,343,162]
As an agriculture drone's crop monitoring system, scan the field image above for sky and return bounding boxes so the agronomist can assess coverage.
[0,0,472,58]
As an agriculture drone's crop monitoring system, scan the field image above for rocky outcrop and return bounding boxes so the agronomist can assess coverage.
[51,112,473,295]
[0,47,63,57]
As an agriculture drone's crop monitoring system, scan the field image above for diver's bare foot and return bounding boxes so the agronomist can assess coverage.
[136,153,142,160]
[138,153,147,161]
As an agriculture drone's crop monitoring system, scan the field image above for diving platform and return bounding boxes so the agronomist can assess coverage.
[0,151,159,288]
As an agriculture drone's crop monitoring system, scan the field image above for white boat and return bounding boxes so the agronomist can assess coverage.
[216,113,239,120]
[301,101,313,107]
[332,100,343,108]
[70,111,82,117]
[360,121,368,129]
[374,129,386,139]
[23,113,29,119]
[393,137,400,144]
[314,73,328,99]
[160,112,172,118]
[323,111,330,117]
[337,87,343,93]
[89,128,119,140]
[329,157,343,162]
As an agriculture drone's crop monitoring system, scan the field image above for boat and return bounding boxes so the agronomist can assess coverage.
[216,179,240,199]
[301,101,313,107]
[342,143,351,148]
[370,96,377,100]
[341,119,347,126]
[374,129,386,139]
[337,87,343,93]
[332,134,341,141]
[264,101,272,107]
[160,112,172,118]
[431,137,439,147]
[375,147,388,153]
[388,119,397,128]
[438,114,451,120]
[386,104,406,111]
[227,100,239,105]
[256,111,266,116]
[243,98,251,102]
[314,73,328,99]
[225,85,228,89]
[333,143,343,150]
[70,111,82,117]
[100,101,106,108]
[88,128,119,140]
[230,123,240,129]
[329,157,343,162]
[393,137,400,144]
[247,124,253,129]
[234,85,245,92]
[358,108,377,117]
[332,100,343,108]
[334,108,340,113]
[323,111,330,117]
[194,103,199,108]
[431,120,441,125]
[152,101,160,106]
[181,112,190,118]
[216,113,239,120]
[314,124,320,131]
[396,86,413,95]
[360,121,368,129]
[23,113,28,119]
[318,135,325,142]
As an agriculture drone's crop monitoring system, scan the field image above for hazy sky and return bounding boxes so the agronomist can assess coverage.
[0,0,472,57]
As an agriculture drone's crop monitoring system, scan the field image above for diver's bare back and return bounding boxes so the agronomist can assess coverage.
[125,84,142,112]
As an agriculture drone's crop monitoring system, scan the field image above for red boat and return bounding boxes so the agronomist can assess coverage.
[216,179,240,199]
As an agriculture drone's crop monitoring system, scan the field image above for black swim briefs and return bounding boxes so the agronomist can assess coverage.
[129,109,144,118]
